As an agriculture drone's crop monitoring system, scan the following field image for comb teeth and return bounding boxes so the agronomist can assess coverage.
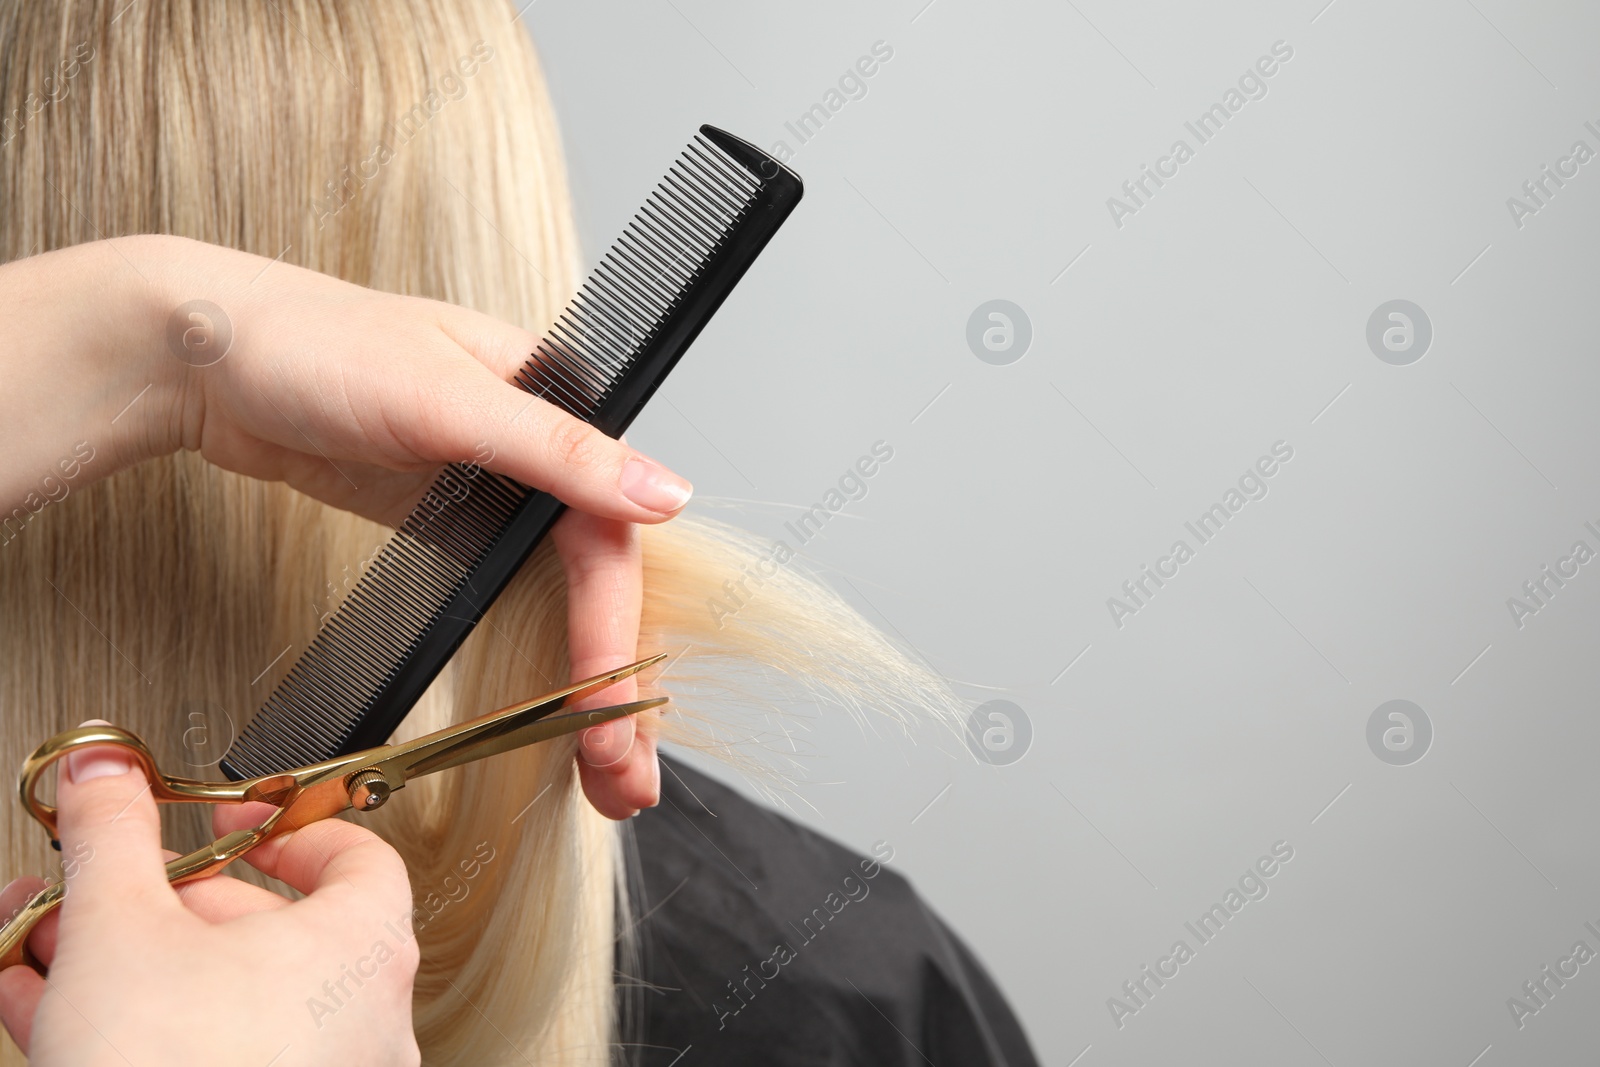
[518,137,762,419]
[220,128,800,780]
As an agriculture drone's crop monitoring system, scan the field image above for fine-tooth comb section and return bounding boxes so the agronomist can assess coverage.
[220,127,802,780]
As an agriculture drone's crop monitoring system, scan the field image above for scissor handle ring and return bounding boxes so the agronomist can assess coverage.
[19,724,168,844]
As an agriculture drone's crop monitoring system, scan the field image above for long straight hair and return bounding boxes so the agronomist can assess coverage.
[0,2,961,1063]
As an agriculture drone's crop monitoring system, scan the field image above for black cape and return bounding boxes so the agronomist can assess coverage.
[618,755,1040,1066]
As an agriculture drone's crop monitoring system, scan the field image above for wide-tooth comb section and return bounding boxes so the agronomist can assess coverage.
[220,128,801,780]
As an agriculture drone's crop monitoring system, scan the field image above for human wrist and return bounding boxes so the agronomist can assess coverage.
[0,238,182,517]
[31,234,196,471]
[103,233,210,463]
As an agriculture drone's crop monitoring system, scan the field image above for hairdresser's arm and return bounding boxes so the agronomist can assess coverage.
[0,236,670,815]
[0,724,422,1064]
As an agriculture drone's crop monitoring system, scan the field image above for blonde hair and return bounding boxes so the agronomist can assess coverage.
[0,2,961,1063]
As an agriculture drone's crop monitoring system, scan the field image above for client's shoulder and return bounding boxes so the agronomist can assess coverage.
[638,752,911,906]
[621,753,1039,1067]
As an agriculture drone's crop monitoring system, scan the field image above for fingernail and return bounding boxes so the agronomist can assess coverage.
[579,726,611,762]
[620,457,693,514]
[67,719,132,783]
[579,721,633,769]
[579,728,619,768]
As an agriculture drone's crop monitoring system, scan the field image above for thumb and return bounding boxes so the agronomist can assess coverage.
[53,720,174,920]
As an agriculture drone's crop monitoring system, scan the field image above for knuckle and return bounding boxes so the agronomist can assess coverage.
[482,327,541,380]
[571,548,642,600]
[369,843,414,896]
[394,1037,423,1067]
[64,782,148,830]
[390,931,422,981]
[417,357,479,454]
[546,416,606,476]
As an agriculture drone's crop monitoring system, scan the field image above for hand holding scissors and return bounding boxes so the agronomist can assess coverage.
[0,653,666,973]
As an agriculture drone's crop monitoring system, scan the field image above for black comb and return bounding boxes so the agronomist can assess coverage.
[219,126,803,780]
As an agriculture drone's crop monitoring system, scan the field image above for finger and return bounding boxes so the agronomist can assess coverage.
[0,962,43,1055]
[425,310,695,523]
[193,430,435,529]
[202,801,304,887]
[54,720,175,918]
[430,299,543,382]
[172,875,290,921]
[440,367,693,523]
[578,731,660,821]
[126,829,292,922]
[253,819,412,926]
[0,877,53,969]
[552,511,660,818]
[211,799,285,839]
[206,802,384,913]
[171,857,291,922]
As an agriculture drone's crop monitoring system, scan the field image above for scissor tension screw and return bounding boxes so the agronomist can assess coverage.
[346,769,392,811]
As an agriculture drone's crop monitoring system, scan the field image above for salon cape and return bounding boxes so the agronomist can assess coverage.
[621,756,1041,1066]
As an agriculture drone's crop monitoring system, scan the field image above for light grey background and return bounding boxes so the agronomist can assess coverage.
[526,1,1600,1063]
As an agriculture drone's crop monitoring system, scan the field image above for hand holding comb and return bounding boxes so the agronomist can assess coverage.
[220,125,803,779]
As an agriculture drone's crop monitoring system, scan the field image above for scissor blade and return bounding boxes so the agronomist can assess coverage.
[402,698,668,780]
[528,652,670,714]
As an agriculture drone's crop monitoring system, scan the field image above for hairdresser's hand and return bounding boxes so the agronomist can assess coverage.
[2,236,681,817]
[0,724,421,1066]
[140,235,693,526]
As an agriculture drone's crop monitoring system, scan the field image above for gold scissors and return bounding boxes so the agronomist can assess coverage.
[0,652,667,973]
